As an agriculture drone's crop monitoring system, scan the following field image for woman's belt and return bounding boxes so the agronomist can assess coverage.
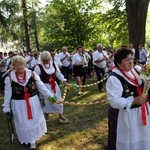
[124,104,141,109]
[12,91,38,100]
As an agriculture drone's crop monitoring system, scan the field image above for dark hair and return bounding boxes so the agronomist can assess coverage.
[8,51,14,55]
[76,45,83,50]
[114,47,133,67]
[121,45,128,48]
[49,49,55,53]
[33,51,39,57]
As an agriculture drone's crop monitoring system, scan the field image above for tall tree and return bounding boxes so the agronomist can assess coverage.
[32,10,40,51]
[22,0,31,52]
[29,1,40,51]
[40,0,101,50]
[101,0,128,48]
[126,0,149,58]
[0,0,19,43]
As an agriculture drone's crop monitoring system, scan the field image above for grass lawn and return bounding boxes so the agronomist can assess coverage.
[0,77,108,150]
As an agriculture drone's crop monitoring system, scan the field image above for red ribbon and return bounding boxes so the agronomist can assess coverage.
[136,85,148,125]
[49,76,56,93]
[119,69,149,126]
[24,87,33,120]
[141,104,147,125]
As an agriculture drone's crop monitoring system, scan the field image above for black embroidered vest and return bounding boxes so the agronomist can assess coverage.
[110,72,141,109]
[38,63,56,83]
[11,75,38,100]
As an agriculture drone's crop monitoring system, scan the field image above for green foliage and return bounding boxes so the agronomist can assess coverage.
[0,0,20,43]
[40,0,103,51]
[0,0,149,52]
[146,9,150,51]
[101,0,129,48]
[38,0,130,51]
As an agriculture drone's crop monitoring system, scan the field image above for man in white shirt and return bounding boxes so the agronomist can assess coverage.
[0,51,14,91]
[58,46,70,82]
[26,51,35,70]
[129,43,135,59]
[138,44,147,65]
[93,44,108,91]
[3,51,14,72]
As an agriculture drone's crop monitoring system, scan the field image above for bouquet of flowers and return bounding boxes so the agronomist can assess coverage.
[140,64,150,76]
[140,64,150,99]
[139,64,150,125]
[48,96,58,104]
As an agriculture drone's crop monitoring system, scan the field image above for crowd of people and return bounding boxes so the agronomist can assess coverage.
[0,45,116,94]
[0,43,149,150]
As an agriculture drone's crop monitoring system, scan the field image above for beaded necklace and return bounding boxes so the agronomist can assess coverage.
[16,70,26,84]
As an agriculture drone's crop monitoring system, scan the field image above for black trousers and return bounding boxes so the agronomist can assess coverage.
[94,65,105,91]
[0,71,6,92]
[61,66,70,82]
[82,67,87,85]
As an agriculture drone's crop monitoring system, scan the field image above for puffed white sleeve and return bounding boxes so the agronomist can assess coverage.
[2,77,12,113]
[33,71,54,99]
[71,55,76,65]
[54,62,66,82]
[106,75,134,110]
[34,65,41,75]
[33,65,44,100]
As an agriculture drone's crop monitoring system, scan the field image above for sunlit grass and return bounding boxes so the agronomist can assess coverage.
[0,77,108,150]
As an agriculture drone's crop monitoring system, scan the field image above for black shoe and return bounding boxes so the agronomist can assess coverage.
[99,89,104,92]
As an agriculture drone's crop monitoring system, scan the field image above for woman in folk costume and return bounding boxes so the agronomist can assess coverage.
[72,46,88,95]
[106,48,150,150]
[34,51,68,123]
[2,55,54,149]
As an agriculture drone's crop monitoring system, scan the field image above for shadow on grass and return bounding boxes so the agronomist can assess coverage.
[36,103,108,149]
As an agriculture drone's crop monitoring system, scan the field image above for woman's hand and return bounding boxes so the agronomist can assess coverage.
[79,61,84,65]
[40,99,45,107]
[63,81,68,86]
[132,96,146,105]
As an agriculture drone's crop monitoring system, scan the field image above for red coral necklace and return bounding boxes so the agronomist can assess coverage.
[119,69,142,95]
[119,69,138,85]
[16,70,26,84]
[44,63,50,69]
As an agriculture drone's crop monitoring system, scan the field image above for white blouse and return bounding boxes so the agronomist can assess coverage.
[106,68,142,110]
[3,68,53,113]
[72,53,88,66]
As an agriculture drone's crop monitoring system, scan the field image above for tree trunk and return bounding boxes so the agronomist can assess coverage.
[22,0,31,52]
[126,0,149,59]
[34,27,40,51]
[33,13,40,51]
